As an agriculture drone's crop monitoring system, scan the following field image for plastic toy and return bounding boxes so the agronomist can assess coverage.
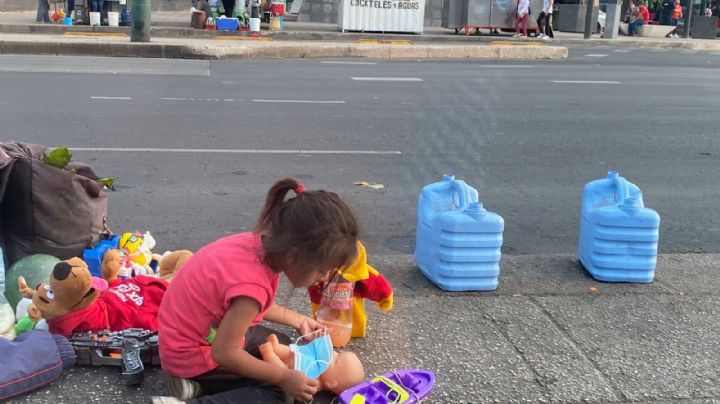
[259,333,365,395]
[117,231,157,278]
[339,369,435,404]
[69,328,159,385]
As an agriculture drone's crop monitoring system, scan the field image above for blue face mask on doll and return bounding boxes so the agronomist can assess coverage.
[290,330,333,379]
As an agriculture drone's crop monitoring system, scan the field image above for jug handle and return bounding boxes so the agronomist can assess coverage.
[450,180,468,209]
[611,172,629,204]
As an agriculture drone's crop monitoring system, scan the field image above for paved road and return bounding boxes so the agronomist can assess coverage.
[0,48,717,255]
[2,49,720,403]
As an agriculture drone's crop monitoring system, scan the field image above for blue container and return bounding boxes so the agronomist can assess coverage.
[64,16,73,26]
[216,17,239,30]
[414,174,504,291]
[83,235,120,277]
[578,171,660,283]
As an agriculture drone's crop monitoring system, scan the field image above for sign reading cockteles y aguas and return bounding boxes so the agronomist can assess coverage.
[338,0,426,33]
[349,0,421,10]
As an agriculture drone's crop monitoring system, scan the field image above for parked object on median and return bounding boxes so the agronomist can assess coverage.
[578,171,660,283]
[414,174,504,292]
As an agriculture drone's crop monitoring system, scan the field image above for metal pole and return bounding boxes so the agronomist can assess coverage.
[131,0,151,42]
[584,0,594,38]
[683,0,692,37]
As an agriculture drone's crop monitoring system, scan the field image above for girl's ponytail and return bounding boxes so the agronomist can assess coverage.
[253,177,301,233]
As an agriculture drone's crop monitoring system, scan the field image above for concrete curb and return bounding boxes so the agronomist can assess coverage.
[0,39,568,59]
[2,23,720,50]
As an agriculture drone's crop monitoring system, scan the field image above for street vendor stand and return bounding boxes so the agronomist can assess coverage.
[338,0,426,34]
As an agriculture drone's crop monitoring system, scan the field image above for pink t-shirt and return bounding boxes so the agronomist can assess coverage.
[158,232,280,378]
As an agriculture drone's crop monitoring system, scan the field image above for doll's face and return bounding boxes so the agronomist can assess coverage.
[318,351,366,394]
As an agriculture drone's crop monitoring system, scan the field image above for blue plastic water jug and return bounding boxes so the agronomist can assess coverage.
[414,174,504,291]
[578,171,660,283]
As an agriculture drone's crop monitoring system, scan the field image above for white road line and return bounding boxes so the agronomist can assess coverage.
[70,147,401,155]
[584,54,608,57]
[552,80,621,84]
[91,96,132,100]
[477,65,535,68]
[0,67,132,74]
[613,49,631,53]
[351,77,423,82]
[711,52,720,56]
[322,61,378,65]
[160,97,241,102]
[251,99,346,104]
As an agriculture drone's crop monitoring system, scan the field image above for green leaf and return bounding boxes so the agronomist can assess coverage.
[42,146,72,169]
[96,177,116,190]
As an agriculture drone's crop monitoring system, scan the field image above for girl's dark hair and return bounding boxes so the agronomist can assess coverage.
[254,178,359,275]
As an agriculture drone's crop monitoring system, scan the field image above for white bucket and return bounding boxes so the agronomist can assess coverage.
[108,11,119,27]
[249,17,260,32]
[89,11,101,26]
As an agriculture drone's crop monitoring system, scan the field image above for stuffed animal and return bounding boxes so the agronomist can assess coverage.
[17,249,192,337]
[308,241,393,338]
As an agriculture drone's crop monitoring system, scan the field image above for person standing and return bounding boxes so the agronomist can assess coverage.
[537,0,554,40]
[661,0,674,25]
[35,0,49,22]
[514,0,530,37]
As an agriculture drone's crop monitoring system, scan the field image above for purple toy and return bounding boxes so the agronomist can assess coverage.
[338,369,435,404]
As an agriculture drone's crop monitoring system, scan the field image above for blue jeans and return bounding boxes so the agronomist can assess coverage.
[36,0,49,22]
[628,19,644,36]
[91,0,104,17]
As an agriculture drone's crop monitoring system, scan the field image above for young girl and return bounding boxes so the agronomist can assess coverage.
[156,178,359,403]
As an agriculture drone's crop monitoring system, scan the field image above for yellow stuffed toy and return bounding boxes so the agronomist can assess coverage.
[308,241,393,338]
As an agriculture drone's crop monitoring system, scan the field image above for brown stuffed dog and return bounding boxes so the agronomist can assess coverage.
[18,249,192,336]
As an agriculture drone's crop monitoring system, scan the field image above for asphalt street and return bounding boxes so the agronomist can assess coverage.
[0,47,718,255]
[2,48,720,404]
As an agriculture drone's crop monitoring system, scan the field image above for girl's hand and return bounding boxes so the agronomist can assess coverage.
[297,316,325,341]
[279,368,319,401]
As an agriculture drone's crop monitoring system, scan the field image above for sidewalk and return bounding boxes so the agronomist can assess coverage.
[6,253,720,403]
[2,10,720,59]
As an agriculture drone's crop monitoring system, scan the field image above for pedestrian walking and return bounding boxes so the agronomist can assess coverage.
[514,0,530,37]
[536,0,554,40]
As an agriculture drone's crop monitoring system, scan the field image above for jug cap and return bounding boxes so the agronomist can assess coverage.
[442,174,455,182]
[607,171,619,179]
[465,202,487,218]
[620,197,642,212]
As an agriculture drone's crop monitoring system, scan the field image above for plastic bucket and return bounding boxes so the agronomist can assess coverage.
[249,17,260,32]
[108,11,119,27]
[64,16,73,25]
[89,11,101,26]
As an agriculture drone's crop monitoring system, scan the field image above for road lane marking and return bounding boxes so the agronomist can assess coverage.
[552,80,621,84]
[321,61,378,65]
[584,54,608,57]
[351,77,423,82]
[477,65,535,68]
[251,99,346,104]
[91,96,132,100]
[613,49,631,53]
[69,147,401,155]
[355,39,412,45]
